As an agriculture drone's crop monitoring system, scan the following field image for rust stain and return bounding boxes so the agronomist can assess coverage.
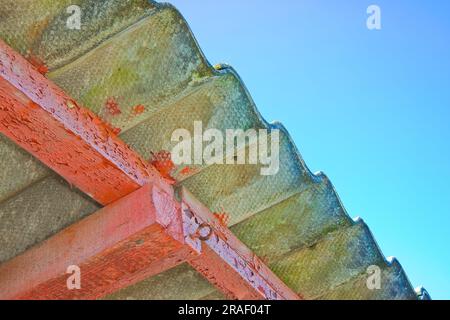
[104,97,121,116]
[26,54,48,75]
[111,127,122,135]
[105,122,122,136]
[259,254,270,266]
[213,212,230,227]
[213,205,231,227]
[149,150,176,184]
[132,104,145,116]
[179,166,197,176]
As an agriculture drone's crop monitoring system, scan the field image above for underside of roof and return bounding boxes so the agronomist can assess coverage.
[0,0,426,299]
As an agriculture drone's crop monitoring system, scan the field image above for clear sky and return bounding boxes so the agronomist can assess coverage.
[166,0,450,299]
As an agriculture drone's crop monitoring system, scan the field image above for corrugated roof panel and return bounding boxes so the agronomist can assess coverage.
[0,0,424,299]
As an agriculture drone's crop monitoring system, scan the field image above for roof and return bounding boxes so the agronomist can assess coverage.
[0,0,428,299]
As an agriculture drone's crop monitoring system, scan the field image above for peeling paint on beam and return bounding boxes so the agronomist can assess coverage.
[0,40,300,300]
[182,188,301,300]
[0,184,192,300]
[0,184,301,300]
[0,39,166,205]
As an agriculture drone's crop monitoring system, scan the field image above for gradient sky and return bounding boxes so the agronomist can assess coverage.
[167,0,450,299]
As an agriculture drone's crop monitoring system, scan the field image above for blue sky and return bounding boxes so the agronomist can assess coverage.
[167,0,450,299]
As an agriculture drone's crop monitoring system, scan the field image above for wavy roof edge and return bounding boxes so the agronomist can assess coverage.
[152,1,429,299]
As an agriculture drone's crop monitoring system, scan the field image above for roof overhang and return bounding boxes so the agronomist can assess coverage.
[0,39,300,300]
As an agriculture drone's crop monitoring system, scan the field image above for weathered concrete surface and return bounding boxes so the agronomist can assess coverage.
[0,0,158,70]
[0,0,426,299]
[0,175,99,263]
[318,258,419,300]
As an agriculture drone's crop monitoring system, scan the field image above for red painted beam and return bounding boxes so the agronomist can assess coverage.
[181,188,300,300]
[0,184,300,300]
[0,184,193,300]
[0,39,167,205]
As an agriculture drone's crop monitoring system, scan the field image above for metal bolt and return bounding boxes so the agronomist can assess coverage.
[196,223,213,241]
